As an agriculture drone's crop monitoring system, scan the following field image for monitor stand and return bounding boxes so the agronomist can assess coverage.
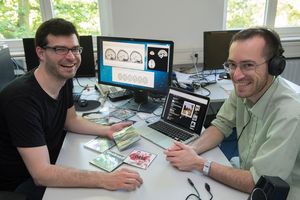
[118,90,161,113]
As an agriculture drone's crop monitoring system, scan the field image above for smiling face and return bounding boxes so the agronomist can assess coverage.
[228,36,274,103]
[37,34,81,81]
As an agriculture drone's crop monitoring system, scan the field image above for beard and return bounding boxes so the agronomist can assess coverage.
[44,59,79,80]
[234,73,271,102]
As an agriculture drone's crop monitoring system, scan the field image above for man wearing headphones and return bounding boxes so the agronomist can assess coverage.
[164,27,300,200]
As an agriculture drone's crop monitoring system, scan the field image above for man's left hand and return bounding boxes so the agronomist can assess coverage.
[106,121,133,139]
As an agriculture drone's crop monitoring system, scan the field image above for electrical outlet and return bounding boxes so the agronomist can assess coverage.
[191,51,200,59]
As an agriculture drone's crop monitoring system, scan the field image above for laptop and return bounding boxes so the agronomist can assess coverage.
[135,87,210,149]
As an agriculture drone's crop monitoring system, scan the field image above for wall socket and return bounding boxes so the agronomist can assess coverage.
[190,52,200,64]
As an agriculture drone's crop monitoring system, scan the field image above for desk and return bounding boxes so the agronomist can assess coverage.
[42,132,248,200]
[175,71,300,102]
[44,76,300,199]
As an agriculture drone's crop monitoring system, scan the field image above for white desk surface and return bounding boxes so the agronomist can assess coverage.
[42,132,248,200]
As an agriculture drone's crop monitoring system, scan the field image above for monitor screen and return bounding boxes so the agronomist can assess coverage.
[76,35,96,77]
[97,36,174,112]
[203,30,239,71]
[23,36,95,77]
[23,38,39,72]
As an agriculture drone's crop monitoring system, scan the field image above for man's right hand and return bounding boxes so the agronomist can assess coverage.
[103,168,143,190]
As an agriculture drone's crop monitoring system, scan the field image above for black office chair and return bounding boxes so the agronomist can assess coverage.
[0,48,16,91]
[0,191,26,200]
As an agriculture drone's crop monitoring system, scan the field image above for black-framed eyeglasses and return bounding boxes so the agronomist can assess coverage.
[42,46,83,55]
[223,60,268,73]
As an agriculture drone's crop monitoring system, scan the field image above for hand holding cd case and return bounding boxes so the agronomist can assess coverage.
[113,126,141,151]
[89,150,125,172]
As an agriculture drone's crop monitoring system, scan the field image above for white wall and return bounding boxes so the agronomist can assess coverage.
[101,0,225,64]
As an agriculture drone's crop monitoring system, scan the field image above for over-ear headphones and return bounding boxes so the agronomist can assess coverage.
[260,28,286,76]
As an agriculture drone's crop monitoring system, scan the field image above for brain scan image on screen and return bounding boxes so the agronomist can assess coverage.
[148,59,156,69]
[105,48,116,60]
[149,51,155,56]
[147,47,169,72]
[117,72,149,86]
[117,50,129,61]
[158,49,168,59]
[130,51,143,63]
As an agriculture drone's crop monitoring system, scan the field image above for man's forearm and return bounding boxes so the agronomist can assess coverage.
[191,126,224,154]
[209,161,255,193]
[34,164,106,188]
[65,115,109,137]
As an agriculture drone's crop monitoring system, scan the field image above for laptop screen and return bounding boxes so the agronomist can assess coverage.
[161,87,210,134]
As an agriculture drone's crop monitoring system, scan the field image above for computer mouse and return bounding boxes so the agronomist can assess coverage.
[78,99,88,107]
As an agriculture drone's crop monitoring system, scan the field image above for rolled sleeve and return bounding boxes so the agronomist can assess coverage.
[211,91,237,138]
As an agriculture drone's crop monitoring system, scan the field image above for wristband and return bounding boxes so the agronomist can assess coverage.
[203,160,212,176]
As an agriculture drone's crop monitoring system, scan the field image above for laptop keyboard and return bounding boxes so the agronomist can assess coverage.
[148,121,193,142]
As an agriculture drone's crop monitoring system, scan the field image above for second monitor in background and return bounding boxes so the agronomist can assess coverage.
[75,35,96,77]
[22,38,39,71]
[23,36,96,77]
[97,36,174,113]
[203,30,239,78]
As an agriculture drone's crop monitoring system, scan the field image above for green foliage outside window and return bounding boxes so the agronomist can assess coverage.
[227,0,300,29]
[0,0,100,39]
[0,0,42,39]
[226,0,265,29]
[52,0,100,36]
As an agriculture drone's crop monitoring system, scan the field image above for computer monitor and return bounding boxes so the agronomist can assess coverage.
[97,36,174,113]
[76,35,96,77]
[23,38,39,72]
[23,36,96,77]
[0,48,15,91]
[203,30,239,71]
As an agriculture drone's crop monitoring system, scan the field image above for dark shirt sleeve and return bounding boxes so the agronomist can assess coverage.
[3,97,46,147]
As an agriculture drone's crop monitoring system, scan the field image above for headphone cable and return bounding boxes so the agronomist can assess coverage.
[205,183,213,200]
[186,178,201,200]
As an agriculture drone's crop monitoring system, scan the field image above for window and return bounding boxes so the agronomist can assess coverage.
[0,0,100,40]
[275,0,300,27]
[0,0,42,39]
[52,0,100,36]
[226,0,300,36]
[226,0,266,28]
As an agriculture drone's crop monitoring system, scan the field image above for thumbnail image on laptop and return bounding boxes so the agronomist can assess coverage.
[134,87,210,149]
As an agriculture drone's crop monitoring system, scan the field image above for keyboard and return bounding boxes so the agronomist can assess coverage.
[148,121,193,141]
[108,90,133,102]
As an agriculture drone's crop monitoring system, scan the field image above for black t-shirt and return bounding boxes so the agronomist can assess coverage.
[0,70,73,190]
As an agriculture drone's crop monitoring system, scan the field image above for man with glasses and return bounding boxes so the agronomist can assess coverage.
[165,27,300,199]
[0,18,143,200]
